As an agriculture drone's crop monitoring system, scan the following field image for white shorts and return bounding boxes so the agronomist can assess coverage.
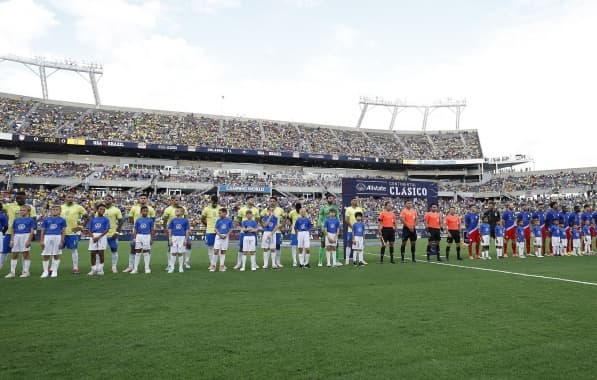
[481,235,490,246]
[214,235,229,251]
[534,237,542,247]
[352,236,364,251]
[325,233,338,247]
[89,233,107,251]
[573,239,580,248]
[495,237,504,246]
[170,236,186,254]
[584,236,592,246]
[243,236,256,252]
[261,231,276,249]
[42,235,62,256]
[135,234,151,251]
[12,233,31,252]
[297,231,310,249]
[560,238,567,248]
[551,237,560,247]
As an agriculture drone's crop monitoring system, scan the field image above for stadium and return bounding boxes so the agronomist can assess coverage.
[2,2,597,379]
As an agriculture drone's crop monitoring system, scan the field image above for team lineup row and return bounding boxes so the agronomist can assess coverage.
[0,193,594,278]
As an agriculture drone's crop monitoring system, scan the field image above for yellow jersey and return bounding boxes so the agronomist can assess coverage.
[162,205,188,225]
[238,206,260,223]
[201,205,221,233]
[260,207,286,228]
[60,203,87,235]
[344,206,364,232]
[5,202,37,235]
[288,209,300,234]
[104,205,123,235]
[129,204,156,222]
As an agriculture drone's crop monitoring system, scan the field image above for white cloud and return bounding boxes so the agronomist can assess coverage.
[285,0,323,8]
[0,0,58,55]
[332,24,359,48]
[190,0,240,14]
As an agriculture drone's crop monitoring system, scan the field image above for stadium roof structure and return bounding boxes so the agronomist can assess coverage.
[0,54,103,107]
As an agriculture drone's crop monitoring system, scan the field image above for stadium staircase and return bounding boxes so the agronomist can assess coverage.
[393,132,410,156]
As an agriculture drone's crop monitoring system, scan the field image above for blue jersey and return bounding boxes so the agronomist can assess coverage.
[13,217,36,235]
[464,213,479,233]
[593,212,597,225]
[0,213,7,233]
[295,217,312,232]
[262,215,278,232]
[324,218,340,234]
[532,225,542,237]
[532,210,545,226]
[568,213,580,228]
[242,220,258,237]
[215,217,233,235]
[549,225,560,237]
[516,226,525,242]
[87,216,110,234]
[517,211,531,228]
[168,217,190,236]
[571,228,581,240]
[545,210,559,227]
[480,223,490,236]
[41,216,66,235]
[581,211,592,225]
[135,217,154,235]
[495,225,505,238]
[559,227,567,239]
[502,210,516,230]
[583,225,592,236]
[559,212,568,226]
[352,222,365,237]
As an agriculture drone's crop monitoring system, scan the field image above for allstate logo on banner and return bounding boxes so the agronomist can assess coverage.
[356,182,367,192]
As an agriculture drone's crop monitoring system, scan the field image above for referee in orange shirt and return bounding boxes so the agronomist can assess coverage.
[424,204,442,261]
[378,202,398,263]
[400,200,418,263]
[444,207,463,260]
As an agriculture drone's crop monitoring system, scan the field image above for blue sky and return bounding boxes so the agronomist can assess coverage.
[0,0,596,170]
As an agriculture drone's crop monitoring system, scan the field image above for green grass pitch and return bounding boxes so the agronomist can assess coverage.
[1,239,596,379]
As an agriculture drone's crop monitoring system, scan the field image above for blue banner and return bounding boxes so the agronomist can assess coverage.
[218,185,271,193]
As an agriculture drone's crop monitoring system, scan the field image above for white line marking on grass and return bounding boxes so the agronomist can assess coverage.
[426,261,597,287]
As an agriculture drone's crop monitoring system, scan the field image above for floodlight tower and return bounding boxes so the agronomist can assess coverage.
[356,96,466,131]
[0,54,104,107]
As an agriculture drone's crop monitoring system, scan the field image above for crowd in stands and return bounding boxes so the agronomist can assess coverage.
[0,95,483,160]
[1,161,92,178]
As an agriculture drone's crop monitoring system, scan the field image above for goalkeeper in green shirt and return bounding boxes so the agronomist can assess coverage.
[317,194,342,266]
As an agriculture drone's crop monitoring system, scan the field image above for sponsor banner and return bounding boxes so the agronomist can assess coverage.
[218,185,271,193]
[403,158,483,165]
[0,132,12,141]
[342,178,438,201]
[67,138,86,145]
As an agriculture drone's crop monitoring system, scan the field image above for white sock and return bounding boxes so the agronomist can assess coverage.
[0,254,7,269]
[144,252,150,270]
[184,249,191,264]
[305,253,310,265]
[263,252,270,267]
[168,254,176,269]
[275,249,281,266]
[134,253,141,271]
[236,251,242,266]
[250,255,256,269]
[241,255,247,269]
[42,260,49,273]
[332,251,337,266]
[271,251,277,267]
[326,251,331,266]
[10,258,17,273]
[359,251,364,262]
[299,252,305,265]
[128,252,135,269]
[208,247,214,264]
[111,252,118,268]
[210,253,217,267]
[219,254,226,267]
[72,250,79,268]
[178,256,184,270]
[291,246,297,265]
[167,251,172,267]
[97,262,104,272]
[23,259,31,273]
[346,247,351,264]
[496,248,502,257]
[51,258,60,272]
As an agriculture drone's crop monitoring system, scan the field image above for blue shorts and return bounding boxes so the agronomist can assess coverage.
[206,233,216,247]
[239,232,244,250]
[107,236,118,252]
[276,232,281,250]
[346,231,353,245]
[290,234,297,246]
[2,235,11,254]
[64,235,80,250]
